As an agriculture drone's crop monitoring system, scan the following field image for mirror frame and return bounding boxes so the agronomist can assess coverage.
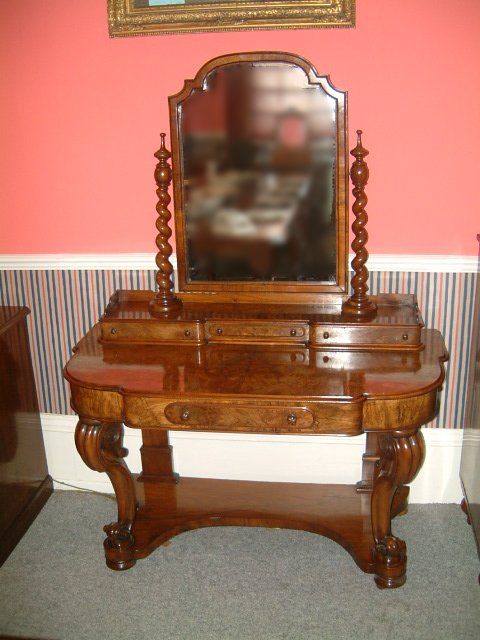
[169,52,349,304]
[108,1,355,37]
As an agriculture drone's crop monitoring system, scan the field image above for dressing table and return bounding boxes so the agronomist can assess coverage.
[65,53,447,589]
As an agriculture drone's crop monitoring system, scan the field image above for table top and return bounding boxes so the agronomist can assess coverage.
[65,324,447,402]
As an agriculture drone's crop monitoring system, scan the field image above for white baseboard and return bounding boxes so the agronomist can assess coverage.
[41,413,463,504]
[1,253,477,273]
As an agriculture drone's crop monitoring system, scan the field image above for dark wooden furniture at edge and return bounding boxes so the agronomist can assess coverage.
[460,234,480,582]
[0,306,53,566]
[64,53,448,589]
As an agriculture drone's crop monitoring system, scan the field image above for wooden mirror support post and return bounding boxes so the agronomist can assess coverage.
[149,133,182,315]
[342,130,377,319]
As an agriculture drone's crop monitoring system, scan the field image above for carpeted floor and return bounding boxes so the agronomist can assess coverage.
[0,491,479,640]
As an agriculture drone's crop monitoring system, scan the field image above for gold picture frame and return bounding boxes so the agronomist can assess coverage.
[107,1,355,37]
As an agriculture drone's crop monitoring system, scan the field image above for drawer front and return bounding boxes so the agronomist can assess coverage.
[311,325,421,348]
[165,402,314,432]
[124,396,364,435]
[206,321,309,343]
[101,321,203,344]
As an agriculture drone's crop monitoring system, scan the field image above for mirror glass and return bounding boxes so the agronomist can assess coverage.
[179,61,337,283]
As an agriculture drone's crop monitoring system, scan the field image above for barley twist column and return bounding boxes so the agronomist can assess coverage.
[149,133,182,315]
[342,130,377,318]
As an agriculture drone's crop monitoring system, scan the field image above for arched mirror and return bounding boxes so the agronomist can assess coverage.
[169,53,348,303]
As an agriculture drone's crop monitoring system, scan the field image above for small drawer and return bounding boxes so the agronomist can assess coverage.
[164,402,314,433]
[205,321,309,344]
[124,396,364,435]
[101,321,202,344]
[311,325,421,348]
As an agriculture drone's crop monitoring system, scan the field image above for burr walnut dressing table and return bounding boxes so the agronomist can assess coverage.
[65,53,447,589]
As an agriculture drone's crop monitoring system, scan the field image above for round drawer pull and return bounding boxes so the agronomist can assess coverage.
[110,328,117,335]
[290,329,297,336]
[323,331,330,339]
[181,409,190,421]
[402,333,409,341]
[184,329,191,337]
[216,327,223,335]
[287,413,297,425]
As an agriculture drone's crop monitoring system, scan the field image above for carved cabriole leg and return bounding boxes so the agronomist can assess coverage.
[371,428,425,589]
[357,433,410,517]
[75,419,137,570]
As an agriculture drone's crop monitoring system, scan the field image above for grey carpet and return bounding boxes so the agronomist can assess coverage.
[0,492,479,640]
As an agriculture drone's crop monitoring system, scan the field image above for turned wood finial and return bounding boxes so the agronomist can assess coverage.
[342,130,377,319]
[149,133,182,315]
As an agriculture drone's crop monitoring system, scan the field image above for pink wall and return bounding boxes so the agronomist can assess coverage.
[1,0,479,256]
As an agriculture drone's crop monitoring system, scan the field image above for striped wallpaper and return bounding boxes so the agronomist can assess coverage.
[0,269,475,428]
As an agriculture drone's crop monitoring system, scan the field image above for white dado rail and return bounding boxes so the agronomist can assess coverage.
[0,253,478,273]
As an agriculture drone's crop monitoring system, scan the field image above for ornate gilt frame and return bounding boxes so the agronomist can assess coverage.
[108,1,355,37]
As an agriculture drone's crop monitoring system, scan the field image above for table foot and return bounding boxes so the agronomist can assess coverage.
[373,535,407,589]
[103,522,136,571]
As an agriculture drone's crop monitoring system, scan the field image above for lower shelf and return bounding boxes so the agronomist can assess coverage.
[131,477,377,574]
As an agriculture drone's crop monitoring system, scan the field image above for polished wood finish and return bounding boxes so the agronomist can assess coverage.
[68,320,446,432]
[101,290,424,350]
[342,130,377,319]
[65,53,449,588]
[149,133,182,315]
[163,401,315,433]
[115,477,411,584]
[140,430,178,483]
[75,419,136,570]
[370,428,425,588]
[0,306,53,566]
[459,234,480,575]
[66,316,447,587]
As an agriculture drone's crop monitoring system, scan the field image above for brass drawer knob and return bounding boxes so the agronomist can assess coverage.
[181,409,190,421]
[323,331,330,339]
[216,327,223,335]
[110,328,117,335]
[287,413,297,425]
[184,329,191,337]
[290,329,297,336]
[402,333,409,341]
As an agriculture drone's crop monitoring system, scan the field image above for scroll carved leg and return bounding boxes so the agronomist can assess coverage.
[75,419,137,570]
[371,428,425,589]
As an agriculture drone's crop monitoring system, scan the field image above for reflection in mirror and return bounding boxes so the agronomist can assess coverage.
[179,62,337,283]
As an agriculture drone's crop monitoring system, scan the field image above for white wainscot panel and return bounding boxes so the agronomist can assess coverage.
[41,414,463,503]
